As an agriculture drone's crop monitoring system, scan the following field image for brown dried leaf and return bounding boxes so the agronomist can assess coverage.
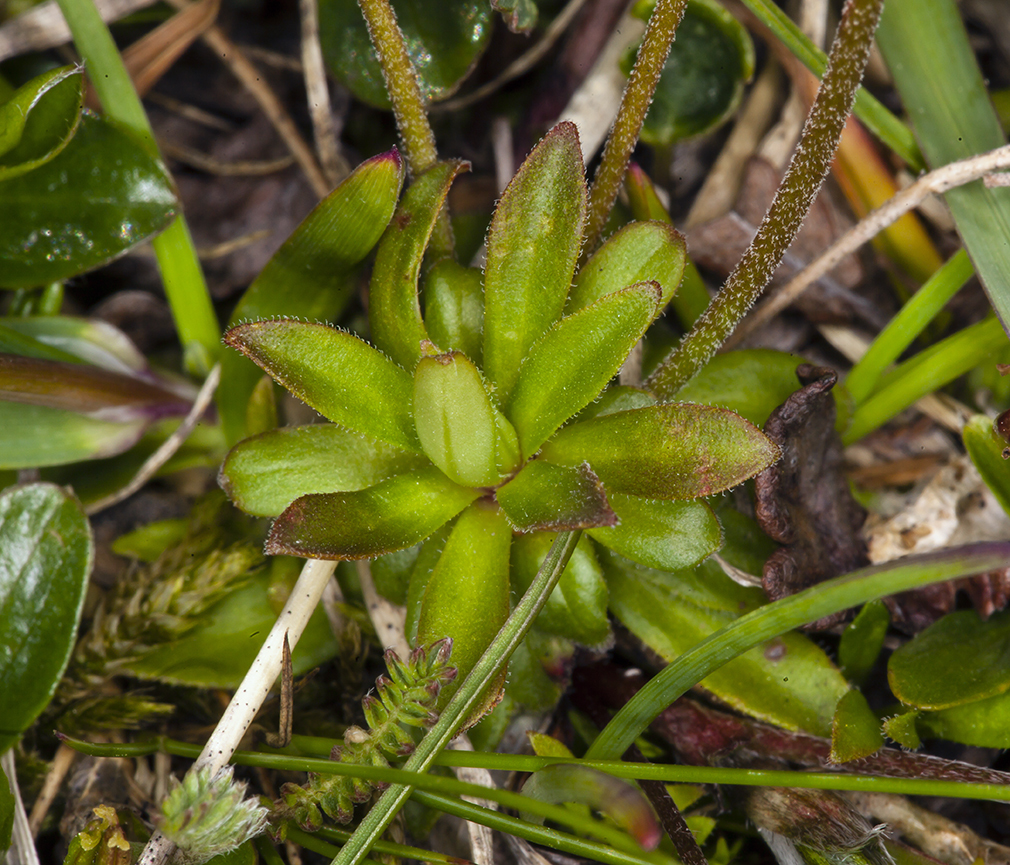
[754,364,867,629]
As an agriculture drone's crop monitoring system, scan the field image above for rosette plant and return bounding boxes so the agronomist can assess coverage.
[220,122,779,709]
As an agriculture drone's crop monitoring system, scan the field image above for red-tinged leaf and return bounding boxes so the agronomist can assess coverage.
[224,320,420,453]
[506,283,663,459]
[587,493,721,571]
[568,221,686,313]
[496,460,615,532]
[266,466,479,559]
[371,160,468,370]
[220,424,428,517]
[483,122,587,402]
[539,403,781,499]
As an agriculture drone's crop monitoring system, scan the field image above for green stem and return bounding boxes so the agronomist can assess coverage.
[585,543,1010,761]
[332,529,582,865]
[645,0,884,399]
[55,0,219,375]
[584,0,689,254]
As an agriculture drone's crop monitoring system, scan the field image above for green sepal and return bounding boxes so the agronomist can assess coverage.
[539,403,781,499]
[265,466,479,559]
[511,533,610,646]
[483,122,587,402]
[423,259,484,365]
[220,149,405,444]
[0,65,83,180]
[507,283,663,459]
[587,493,721,571]
[371,160,468,370]
[413,351,519,487]
[496,460,616,532]
[224,320,420,453]
[220,424,428,517]
[416,501,512,716]
[830,689,883,763]
[568,221,686,314]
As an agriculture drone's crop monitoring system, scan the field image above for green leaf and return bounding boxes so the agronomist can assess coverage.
[0,113,176,289]
[603,551,849,735]
[539,403,780,499]
[628,0,755,145]
[125,570,337,688]
[830,689,883,763]
[1,315,148,373]
[838,600,889,686]
[888,608,1010,710]
[568,221,686,314]
[963,413,1010,518]
[0,483,93,751]
[224,320,420,453]
[319,0,492,108]
[574,385,656,422]
[0,766,12,853]
[496,461,616,532]
[413,351,519,487]
[422,259,484,365]
[507,284,663,459]
[220,425,428,517]
[0,65,83,180]
[266,466,479,559]
[587,493,721,572]
[882,709,920,749]
[416,501,512,712]
[916,689,1010,748]
[483,122,587,402]
[512,533,610,646]
[371,161,467,370]
[220,150,405,445]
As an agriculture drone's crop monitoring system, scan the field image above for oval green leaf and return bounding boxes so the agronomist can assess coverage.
[483,122,587,402]
[507,283,663,459]
[0,483,93,751]
[539,403,780,499]
[423,259,484,365]
[266,466,479,559]
[0,65,83,180]
[915,690,1010,748]
[830,689,883,763]
[220,424,428,517]
[888,608,1010,710]
[838,599,890,686]
[587,493,721,572]
[496,460,615,533]
[319,0,492,108]
[220,149,405,444]
[0,113,177,288]
[224,320,420,453]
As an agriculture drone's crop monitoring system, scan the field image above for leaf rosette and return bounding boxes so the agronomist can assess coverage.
[220,122,779,706]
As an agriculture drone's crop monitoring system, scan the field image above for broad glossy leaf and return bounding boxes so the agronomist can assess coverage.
[963,413,1010,518]
[568,222,686,313]
[507,283,662,459]
[673,349,806,426]
[889,608,1010,710]
[416,501,511,714]
[220,424,428,517]
[423,259,484,364]
[266,466,479,559]
[587,493,721,572]
[413,351,518,487]
[0,113,176,288]
[0,65,82,180]
[319,0,492,108]
[221,150,404,444]
[496,461,615,532]
[512,533,610,646]
[483,122,587,402]
[126,570,338,688]
[1,316,148,374]
[224,320,420,453]
[603,551,849,735]
[539,403,780,499]
[916,690,1010,748]
[628,0,754,145]
[371,161,466,370]
[0,483,92,751]
[830,689,883,763]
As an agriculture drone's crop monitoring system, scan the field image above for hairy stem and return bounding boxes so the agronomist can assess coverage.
[646,0,884,398]
[584,0,688,253]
